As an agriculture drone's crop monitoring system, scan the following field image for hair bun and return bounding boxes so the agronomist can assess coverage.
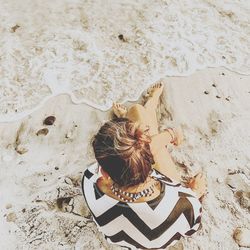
[135,128,143,140]
[134,127,151,146]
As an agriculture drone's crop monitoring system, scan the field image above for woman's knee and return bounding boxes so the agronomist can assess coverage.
[128,104,145,114]
[127,104,146,122]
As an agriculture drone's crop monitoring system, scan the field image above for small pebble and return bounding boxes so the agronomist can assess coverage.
[204,91,209,95]
[10,24,20,33]
[118,34,126,42]
[217,177,223,183]
[36,128,49,136]
[233,227,250,247]
[16,147,28,155]
[216,95,221,99]
[55,167,59,170]
[225,97,230,101]
[6,212,17,222]
[43,116,56,126]
[65,131,73,139]
[221,72,225,76]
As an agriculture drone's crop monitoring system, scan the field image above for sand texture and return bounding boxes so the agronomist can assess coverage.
[0,68,249,249]
[1,0,250,120]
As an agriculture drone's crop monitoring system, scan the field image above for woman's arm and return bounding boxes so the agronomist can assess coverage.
[184,173,207,200]
[150,127,184,151]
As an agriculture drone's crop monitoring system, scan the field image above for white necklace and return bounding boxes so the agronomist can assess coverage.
[111,178,158,202]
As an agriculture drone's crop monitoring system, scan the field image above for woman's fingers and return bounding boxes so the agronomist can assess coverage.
[190,173,207,197]
[174,127,184,145]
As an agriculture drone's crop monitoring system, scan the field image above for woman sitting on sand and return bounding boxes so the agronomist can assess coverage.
[82,82,207,249]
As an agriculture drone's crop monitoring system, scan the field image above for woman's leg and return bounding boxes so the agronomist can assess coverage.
[128,83,182,181]
[113,82,181,181]
[125,82,163,136]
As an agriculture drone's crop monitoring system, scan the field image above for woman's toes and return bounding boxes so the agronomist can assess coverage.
[148,81,163,95]
[112,102,127,117]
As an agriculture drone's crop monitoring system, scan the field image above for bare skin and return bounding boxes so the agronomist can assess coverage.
[98,81,207,200]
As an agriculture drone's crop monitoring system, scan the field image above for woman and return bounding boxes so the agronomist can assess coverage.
[82,82,207,249]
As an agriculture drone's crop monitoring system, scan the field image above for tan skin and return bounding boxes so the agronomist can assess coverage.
[97,81,207,201]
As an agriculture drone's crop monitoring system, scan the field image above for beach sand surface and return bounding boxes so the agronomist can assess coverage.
[0,68,250,250]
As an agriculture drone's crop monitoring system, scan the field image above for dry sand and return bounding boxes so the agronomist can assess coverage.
[0,68,250,250]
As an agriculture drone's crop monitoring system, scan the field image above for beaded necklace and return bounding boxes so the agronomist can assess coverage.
[110,178,158,203]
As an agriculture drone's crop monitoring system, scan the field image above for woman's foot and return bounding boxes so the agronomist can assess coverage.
[144,81,164,110]
[146,81,164,99]
[112,102,127,118]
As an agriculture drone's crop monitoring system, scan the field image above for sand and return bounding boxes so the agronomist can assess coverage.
[1,0,250,249]
[1,0,250,119]
[0,67,249,250]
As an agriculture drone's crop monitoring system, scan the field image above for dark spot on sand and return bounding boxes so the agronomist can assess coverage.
[22,208,26,213]
[118,34,126,42]
[55,167,59,170]
[212,84,217,87]
[10,24,20,33]
[216,95,221,99]
[36,128,49,136]
[204,91,209,95]
[43,178,47,181]
[43,116,56,125]
[16,147,28,155]
[56,197,72,209]
[225,97,230,101]
[222,56,226,59]
[221,72,225,76]
[218,119,222,123]
[227,184,236,189]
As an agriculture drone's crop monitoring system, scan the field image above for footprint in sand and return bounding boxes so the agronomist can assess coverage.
[207,111,222,135]
[56,195,90,217]
[226,171,250,211]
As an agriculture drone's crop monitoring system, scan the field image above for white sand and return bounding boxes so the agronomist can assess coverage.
[1,0,250,119]
[0,68,249,250]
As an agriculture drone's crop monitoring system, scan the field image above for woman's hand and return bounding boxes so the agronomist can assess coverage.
[186,173,207,199]
[165,127,184,146]
[173,127,184,146]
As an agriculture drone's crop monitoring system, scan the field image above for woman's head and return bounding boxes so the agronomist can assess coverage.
[92,118,155,187]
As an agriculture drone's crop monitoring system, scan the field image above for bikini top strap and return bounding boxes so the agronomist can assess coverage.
[150,169,181,187]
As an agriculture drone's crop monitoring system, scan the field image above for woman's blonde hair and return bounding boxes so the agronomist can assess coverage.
[92,118,155,186]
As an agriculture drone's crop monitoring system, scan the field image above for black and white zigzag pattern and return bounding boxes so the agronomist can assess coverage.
[82,163,202,250]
